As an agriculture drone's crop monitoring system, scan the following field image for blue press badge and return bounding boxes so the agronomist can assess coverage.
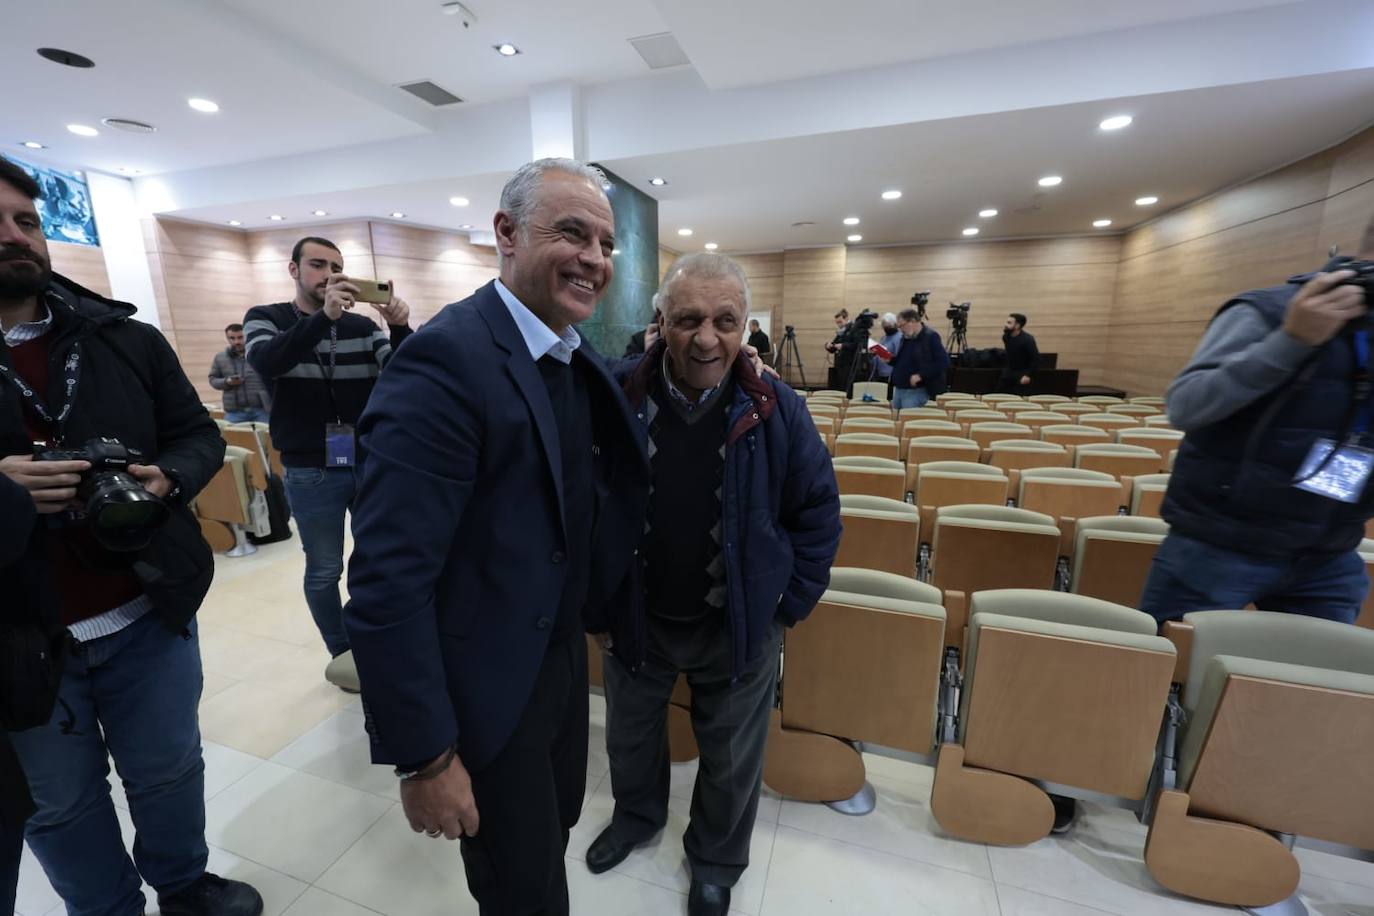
[1293,438,1374,504]
[325,423,356,467]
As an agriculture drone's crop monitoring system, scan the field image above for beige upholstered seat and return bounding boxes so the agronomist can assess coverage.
[1129,396,1166,407]
[845,405,894,420]
[1143,414,1173,428]
[835,495,919,576]
[1017,467,1125,554]
[1038,424,1110,448]
[997,401,1039,414]
[840,417,897,435]
[931,589,1175,846]
[1075,442,1165,478]
[954,408,1008,425]
[832,456,906,500]
[764,569,947,802]
[936,391,978,404]
[807,404,841,421]
[930,506,1061,597]
[911,462,1010,550]
[851,382,889,403]
[1146,611,1374,908]
[981,393,1023,404]
[194,446,258,555]
[966,421,1034,451]
[1015,411,1072,432]
[897,407,949,421]
[1051,402,1098,418]
[1027,394,1072,405]
[1079,412,1140,434]
[1106,404,1160,417]
[904,437,981,491]
[983,439,1071,473]
[834,432,901,461]
[1069,515,1168,607]
[1078,395,1125,406]
[1116,427,1185,462]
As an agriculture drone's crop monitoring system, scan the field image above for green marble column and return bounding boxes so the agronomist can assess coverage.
[581,164,658,357]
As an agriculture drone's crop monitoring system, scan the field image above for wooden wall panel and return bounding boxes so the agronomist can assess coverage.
[247,220,376,305]
[371,255,496,327]
[658,246,678,282]
[48,241,112,298]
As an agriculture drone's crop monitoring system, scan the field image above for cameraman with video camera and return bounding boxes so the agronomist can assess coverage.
[0,157,262,915]
[1140,220,1374,628]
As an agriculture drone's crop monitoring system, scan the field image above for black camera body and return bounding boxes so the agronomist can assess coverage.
[852,309,880,332]
[1337,257,1374,298]
[946,301,971,324]
[34,437,168,552]
[911,291,930,308]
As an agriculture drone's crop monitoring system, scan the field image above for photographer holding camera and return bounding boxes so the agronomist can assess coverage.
[0,157,261,915]
[1140,220,1374,627]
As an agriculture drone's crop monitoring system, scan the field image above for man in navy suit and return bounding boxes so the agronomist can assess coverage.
[343,159,650,914]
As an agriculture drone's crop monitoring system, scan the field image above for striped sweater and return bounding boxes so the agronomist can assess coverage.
[244,302,412,467]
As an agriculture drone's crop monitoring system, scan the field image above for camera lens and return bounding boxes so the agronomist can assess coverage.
[82,471,169,552]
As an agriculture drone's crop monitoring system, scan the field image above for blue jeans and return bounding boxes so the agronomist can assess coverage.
[223,408,270,424]
[1139,532,1368,625]
[892,388,931,410]
[284,466,357,657]
[10,613,207,916]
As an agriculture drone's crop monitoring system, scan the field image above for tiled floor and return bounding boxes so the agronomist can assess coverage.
[16,535,1374,915]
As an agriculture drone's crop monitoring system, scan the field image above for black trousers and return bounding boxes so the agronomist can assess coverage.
[459,634,588,916]
[602,614,780,887]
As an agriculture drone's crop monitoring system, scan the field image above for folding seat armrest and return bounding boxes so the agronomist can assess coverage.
[942,589,968,650]
[1160,621,1193,687]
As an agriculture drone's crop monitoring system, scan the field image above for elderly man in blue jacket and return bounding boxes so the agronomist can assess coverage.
[583,253,841,916]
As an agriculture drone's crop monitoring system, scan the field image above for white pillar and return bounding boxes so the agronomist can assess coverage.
[529,82,585,161]
[86,172,160,329]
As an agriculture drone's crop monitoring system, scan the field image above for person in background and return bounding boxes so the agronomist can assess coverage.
[747,318,771,362]
[584,253,841,916]
[874,312,902,392]
[243,237,411,690]
[889,307,950,409]
[0,154,258,916]
[998,312,1039,393]
[208,323,270,424]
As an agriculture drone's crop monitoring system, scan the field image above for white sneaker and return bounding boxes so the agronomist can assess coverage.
[325,650,361,693]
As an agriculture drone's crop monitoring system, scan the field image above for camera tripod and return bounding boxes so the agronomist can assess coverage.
[779,326,807,388]
[948,320,969,356]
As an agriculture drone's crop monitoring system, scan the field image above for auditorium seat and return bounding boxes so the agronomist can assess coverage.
[966,421,1034,451]
[846,405,894,419]
[953,408,1008,425]
[1129,396,1166,407]
[983,439,1071,474]
[911,462,1009,565]
[1146,611,1374,908]
[1016,411,1072,432]
[835,495,920,576]
[1143,414,1174,428]
[222,421,285,478]
[1051,402,1098,419]
[194,446,258,557]
[1116,427,1185,463]
[764,569,947,806]
[1168,448,1178,470]
[928,506,1060,595]
[1128,473,1170,517]
[1105,404,1160,418]
[997,401,1039,414]
[832,456,907,500]
[1075,443,1165,478]
[1017,467,1126,554]
[1069,515,1168,607]
[937,392,977,404]
[897,407,949,421]
[851,382,890,402]
[1027,394,1072,405]
[981,393,1023,405]
[1079,412,1139,434]
[807,403,841,422]
[1078,395,1125,406]
[1038,423,1111,448]
[930,589,1175,845]
[905,437,981,491]
[942,400,985,415]
[840,417,897,436]
[834,433,902,461]
[901,420,963,457]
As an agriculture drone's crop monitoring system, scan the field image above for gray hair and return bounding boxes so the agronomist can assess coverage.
[653,252,752,320]
[497,158,609,266]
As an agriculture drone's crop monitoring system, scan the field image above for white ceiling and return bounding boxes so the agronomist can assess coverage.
[654,0,1298,89]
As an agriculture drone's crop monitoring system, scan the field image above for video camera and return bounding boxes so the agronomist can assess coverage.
[946,301,971,329]
[34,437,169,552]
[852,309,880,333]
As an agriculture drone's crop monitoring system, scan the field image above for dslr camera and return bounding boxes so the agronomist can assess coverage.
[34,437,169,552]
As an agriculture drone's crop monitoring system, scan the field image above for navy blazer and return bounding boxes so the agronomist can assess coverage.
[344,281,650,770]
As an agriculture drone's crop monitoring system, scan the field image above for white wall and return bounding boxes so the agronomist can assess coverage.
[86,172,160,329]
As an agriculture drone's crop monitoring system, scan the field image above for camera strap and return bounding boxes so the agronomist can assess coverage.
[293,305,342,424]
[0,340,82,444]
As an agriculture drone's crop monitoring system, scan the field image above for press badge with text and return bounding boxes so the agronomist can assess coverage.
[325,423,356,467]
[1293,438,1374,503]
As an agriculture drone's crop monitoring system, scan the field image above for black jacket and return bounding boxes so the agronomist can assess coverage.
[890,326,950,394]
[1001,331,1039,378]
[0,275,226,634]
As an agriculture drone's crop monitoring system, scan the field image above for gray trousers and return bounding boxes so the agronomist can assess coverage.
[602,614,780,887]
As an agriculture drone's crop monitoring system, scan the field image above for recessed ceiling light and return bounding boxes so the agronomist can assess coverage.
[460,224,473,229]
[391,212,406,219]
[187,98,220,113]
[268,215,285,221]
[847,234,863,242]
[648,177,668,187]
[227,220,242,227]
[962,227,979,237]
[1135,196,1158,206]
[66,124,98,137]
[1038,175,1062,187]
[21,141,45,150]
[449,196,469,207]
[978,208,998,218]
[1093,219,1113,228]
[881,190,902,201]
[704,242,718,251]
[678,227,693,237]
[494,43,520,56]
[843,217,860,226]
[313,209,328,216]
[1099,115,1133,131]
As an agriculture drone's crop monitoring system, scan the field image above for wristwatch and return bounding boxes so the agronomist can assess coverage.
[395,746,456,781]
[161,467,185,504]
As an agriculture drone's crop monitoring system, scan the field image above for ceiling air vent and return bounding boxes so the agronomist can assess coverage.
[628,33,690,70]
[397,80,464,107]
[102,118,158,134]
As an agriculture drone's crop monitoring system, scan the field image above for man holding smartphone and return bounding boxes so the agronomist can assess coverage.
[243,237,411,688]
[208,323,270,423]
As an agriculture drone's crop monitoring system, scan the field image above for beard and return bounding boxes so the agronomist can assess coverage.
[0,249,52,301]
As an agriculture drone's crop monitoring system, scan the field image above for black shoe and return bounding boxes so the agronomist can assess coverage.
[1050,794,1079,834]
[688,880,731,916]
[586,826,638,875]
[159,873,264,916]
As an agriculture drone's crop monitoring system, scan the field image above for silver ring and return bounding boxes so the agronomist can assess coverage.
[425,828,442,838]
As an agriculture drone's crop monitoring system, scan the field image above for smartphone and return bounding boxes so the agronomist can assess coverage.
[352,279,392,304]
